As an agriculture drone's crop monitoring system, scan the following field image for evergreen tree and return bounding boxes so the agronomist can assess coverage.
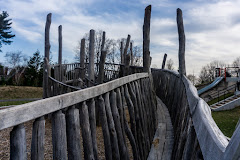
[0,11,15,52]
[24,50,43,86]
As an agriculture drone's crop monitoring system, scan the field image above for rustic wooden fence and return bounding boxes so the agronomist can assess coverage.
[0,73,157,160]
[152,68,240,160]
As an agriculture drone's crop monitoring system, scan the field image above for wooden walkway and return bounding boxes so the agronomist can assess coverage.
[148,97,174,160]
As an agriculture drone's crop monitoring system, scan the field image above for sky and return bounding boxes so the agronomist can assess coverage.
[1,0,240,76]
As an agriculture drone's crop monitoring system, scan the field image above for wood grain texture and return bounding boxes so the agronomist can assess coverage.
[0,73,148,130]
[31,117,45,160]
[10,124,27,160]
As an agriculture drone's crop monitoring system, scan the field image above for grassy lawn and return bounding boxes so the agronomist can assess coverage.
[212,106,240,137]
[0,85,42,106]
[207,92,234,105]
[0,85,42,99]
[0,101,33,107]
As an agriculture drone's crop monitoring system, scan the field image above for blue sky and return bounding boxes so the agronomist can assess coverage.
[1,0,240,76]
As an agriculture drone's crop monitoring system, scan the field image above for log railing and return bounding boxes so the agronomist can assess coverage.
[0,72,157,160]
[152,69,240,160]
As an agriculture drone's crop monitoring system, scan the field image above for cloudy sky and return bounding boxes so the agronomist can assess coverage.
[1,0,240,76]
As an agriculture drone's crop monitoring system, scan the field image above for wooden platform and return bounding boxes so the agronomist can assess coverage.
[148,97,174,160]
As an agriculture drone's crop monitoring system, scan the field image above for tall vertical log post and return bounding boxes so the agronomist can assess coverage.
[80,38,86,84]
[58,25,62,81]
[120,41,124,64]
[124,35,131,64]
[143,5,151,73]
[88,29,95,86]
[98,32,106,84]
[162,53,167,69]
[31,13,52,160]
[43,13,51,99]
[130,42,133,66]
[123,35,131,76]
[177,8,186,76]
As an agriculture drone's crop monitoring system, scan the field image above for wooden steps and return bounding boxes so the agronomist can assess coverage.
[210,94,240,109]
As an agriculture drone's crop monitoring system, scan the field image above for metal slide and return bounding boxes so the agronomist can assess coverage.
[198,77,224,95]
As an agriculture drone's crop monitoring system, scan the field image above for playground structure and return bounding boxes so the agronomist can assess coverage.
[0,5,240,160]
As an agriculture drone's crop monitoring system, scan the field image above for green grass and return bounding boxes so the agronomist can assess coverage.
[212,106,240,137]
[207,92,234,105]
[0,101,32,107]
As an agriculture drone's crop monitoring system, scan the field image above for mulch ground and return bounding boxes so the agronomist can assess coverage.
[0,109,133,160]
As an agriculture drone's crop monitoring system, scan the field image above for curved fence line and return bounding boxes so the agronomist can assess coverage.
[152,69,240,160]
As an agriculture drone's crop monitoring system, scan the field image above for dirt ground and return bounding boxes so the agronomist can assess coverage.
[0,109,133,160]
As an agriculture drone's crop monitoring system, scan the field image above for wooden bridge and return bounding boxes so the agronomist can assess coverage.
[0,5,240,160]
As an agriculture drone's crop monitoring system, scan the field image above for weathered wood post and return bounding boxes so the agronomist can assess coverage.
[58,25,62,81]
[10,124,27,160]
[80,38,85,84]
[88,29,95,86]
[177,8,186,76]
[130,42,133,66]
[120,41,124,64]
[31,13,52,160]
[162,53,167,69]
[98,51,107,84]
[98,31,106,84]
[124,35,131,64]
[143,5,151,73]
[43,13,51,98]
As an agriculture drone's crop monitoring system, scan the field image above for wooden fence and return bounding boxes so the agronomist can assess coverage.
[0,73,158,160]
[152,69,240,160]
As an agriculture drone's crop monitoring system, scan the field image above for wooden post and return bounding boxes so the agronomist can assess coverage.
[10,124,27,160]
[43,13,51,99]
[88,29,95,86]
[66,106,82,160]
[130,42,133,66]
[177,8,186,76]
[98,95,112,160]
[110,90,129,160]
[124,35,131,64]
[87,99,99,160]
[143,5,151,73]
[31,117,45,160]
[120,41,124,64]
[98,50,107,84]
[80,102,95,160]
[162,53,167,69]
[125,54,130,76]
[104,92,120,160]
[58,25,62,81]
[80,38,85,83]
[52,111,68,160]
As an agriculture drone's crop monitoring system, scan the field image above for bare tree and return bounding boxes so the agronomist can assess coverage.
[5,51,23,68]
[187,74,197,85]
[166,59,174,70]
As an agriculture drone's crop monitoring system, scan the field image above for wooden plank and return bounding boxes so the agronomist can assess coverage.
[143,5,151,72]
[52,110,67,160]
[0,73,149,130]
[80,102,95,160]
[104,92,120,160]
[66,106,82,160]
[88,99,99,160]
[98,95,112,160]
[10,124,27,160]
[177,8,186,76]
[31,117,45,160]
[110,90,129,160]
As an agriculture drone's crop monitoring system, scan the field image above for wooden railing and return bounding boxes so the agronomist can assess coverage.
[152,69,240,160]
[0,72,157,159]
